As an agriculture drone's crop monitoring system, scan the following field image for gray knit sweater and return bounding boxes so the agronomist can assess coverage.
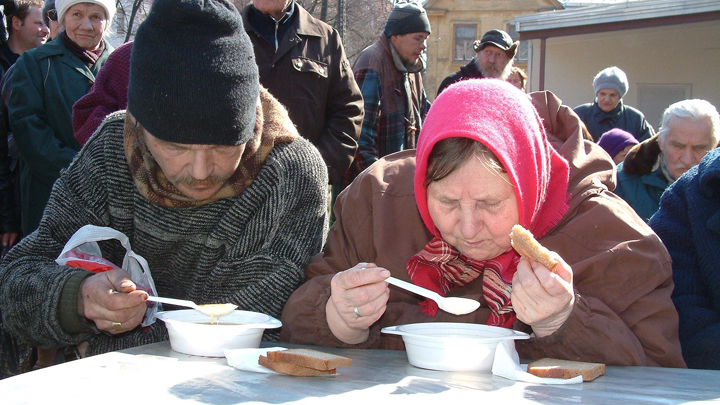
[0,107,328,356]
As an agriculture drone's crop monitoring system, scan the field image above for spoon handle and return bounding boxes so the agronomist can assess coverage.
[386,276,441,301]
[146,295,199,310]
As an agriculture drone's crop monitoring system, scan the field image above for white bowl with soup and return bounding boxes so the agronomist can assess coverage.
[382,322,529,372]
[157,310,281,357]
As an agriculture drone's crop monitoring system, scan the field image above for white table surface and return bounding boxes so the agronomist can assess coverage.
[2,341,719,404]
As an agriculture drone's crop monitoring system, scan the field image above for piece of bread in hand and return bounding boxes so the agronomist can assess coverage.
[266,348,352,371]
[259,355,337,376]
[510,224,559,273]
[527,358,605,381]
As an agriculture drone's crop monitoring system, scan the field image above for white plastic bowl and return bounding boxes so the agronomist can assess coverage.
[381,322,529,372]
[157,309,281,357]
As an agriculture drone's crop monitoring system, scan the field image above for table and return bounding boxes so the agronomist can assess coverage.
[1,341,719,404]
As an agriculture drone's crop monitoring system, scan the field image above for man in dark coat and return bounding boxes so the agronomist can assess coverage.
[241,0,363,187]
[437,29,517,95]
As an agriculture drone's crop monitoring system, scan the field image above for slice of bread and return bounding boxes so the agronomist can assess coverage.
[266,348,352,371]
[258,355,337,377]
[510,225,559,273]
[527,358,605,381]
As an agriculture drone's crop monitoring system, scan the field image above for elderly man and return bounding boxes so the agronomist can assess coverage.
[0,0,327,368]
[650,148,720,370]
[241,0,362,188]
[614,99,719,222]
[437,29,517,95]
[574,66,654,142]
[343,1,431,187]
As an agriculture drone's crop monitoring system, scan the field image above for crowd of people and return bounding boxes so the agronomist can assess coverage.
[0,0,718,379]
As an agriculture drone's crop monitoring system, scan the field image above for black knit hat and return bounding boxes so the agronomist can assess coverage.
[128,0,258,145]
[384,2,431,37]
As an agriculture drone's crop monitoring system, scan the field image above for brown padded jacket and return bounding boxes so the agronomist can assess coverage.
[280,91,686,368]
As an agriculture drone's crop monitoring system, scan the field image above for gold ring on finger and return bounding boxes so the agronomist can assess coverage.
[111,321,123,332]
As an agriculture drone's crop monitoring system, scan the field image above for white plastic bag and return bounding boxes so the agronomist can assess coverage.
[55,225,159,327]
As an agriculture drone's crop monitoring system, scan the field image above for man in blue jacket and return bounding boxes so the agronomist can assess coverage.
[650,147,720,369]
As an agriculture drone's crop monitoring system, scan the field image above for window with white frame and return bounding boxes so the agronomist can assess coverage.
[454,25,477,62]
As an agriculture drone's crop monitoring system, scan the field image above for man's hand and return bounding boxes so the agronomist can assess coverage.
[77,268,148,334]
[1,232,19,256]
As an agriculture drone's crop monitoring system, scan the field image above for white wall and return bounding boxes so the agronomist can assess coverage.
[526,20,720,129]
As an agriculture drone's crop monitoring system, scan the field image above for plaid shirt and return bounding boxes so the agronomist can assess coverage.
[347,68,429,185]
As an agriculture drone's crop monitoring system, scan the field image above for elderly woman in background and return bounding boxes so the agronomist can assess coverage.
[7,0,114,236]
[507,66,527,92]
[281,79,686,367]
[598,128,639,164]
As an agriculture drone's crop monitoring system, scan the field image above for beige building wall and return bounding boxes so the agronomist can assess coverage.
[525,20,720,129]
[425,0,560,101]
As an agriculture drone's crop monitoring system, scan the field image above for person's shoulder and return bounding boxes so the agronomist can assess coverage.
[295,4,334,36]
[354,39,384,65]
[25,37,64,61]
[685,148,720,196]
[614,163,644,195]
[266,135,326,178]
[83,110,126,151]
[573,103,593,114]
[615,162,644,184]
[353,150,416,195]
[621,103,647,118]
[109,41,133,60]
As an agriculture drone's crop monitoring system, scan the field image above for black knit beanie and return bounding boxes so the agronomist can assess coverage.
[128,0,259,145]
[384,2,431,38]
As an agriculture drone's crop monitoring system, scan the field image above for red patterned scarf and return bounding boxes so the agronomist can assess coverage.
[407,236,520,328]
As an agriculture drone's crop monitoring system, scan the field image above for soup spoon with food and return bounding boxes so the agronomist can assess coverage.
[146,296,237,323]
[385,277,480,315]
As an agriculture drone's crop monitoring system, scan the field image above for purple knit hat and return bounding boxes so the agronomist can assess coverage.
[598,128,639,158]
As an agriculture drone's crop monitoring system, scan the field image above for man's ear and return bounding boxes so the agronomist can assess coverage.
[11,15,22,31]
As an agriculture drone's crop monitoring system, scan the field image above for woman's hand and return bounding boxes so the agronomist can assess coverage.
[326,263,390,344]
[77,268,148,334]
[511,253,575,337]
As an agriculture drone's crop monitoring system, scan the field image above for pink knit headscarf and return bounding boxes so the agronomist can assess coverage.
[414,79,570,239]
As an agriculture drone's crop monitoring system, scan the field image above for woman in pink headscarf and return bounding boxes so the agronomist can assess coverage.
[281,79,685,367]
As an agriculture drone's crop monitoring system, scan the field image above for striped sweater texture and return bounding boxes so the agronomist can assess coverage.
[0,104,328,356]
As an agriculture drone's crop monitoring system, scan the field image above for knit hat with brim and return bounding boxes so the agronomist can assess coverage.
[128,0,258,145]
[473,29,518,59]
[593,66,629,98]
[598,128,638,159]
[384,2,431,37]
[56,0,116,26]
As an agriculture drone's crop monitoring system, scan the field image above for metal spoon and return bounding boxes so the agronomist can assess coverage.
[385,276,480,315]
[146,296,237,320]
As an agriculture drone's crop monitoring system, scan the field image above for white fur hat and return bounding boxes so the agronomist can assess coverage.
[56,0,116,26]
